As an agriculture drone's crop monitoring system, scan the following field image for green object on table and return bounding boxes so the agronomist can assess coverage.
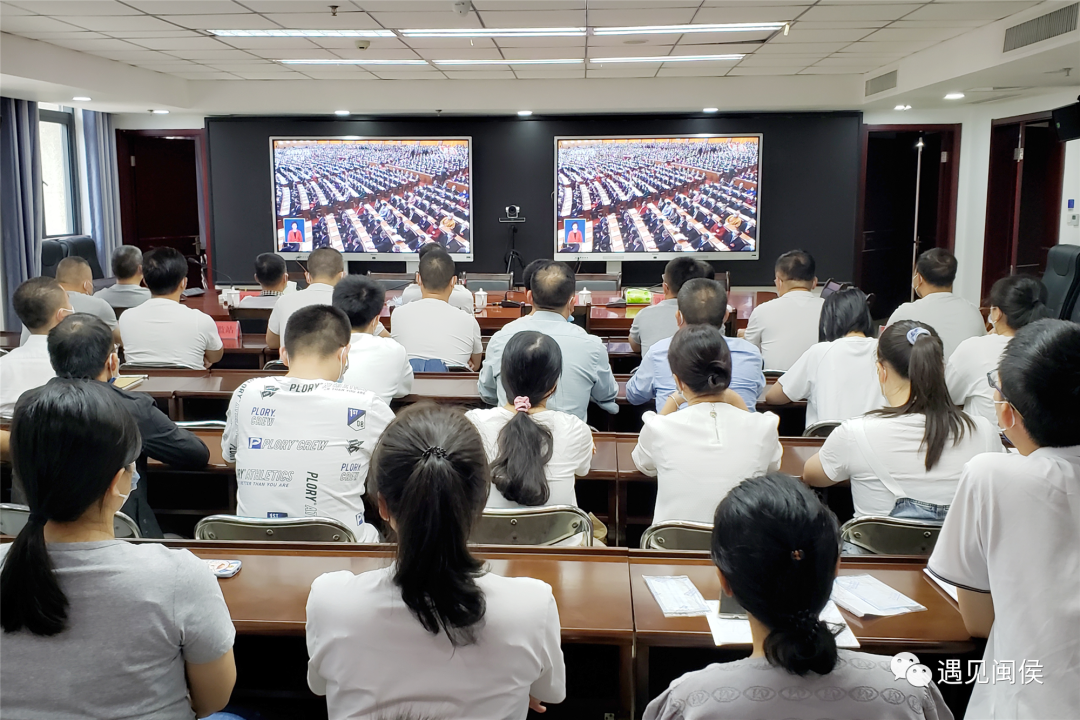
[625,288,653,305]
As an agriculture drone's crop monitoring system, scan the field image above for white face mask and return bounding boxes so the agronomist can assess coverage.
[335,349,349,383]
[117,465,139,506]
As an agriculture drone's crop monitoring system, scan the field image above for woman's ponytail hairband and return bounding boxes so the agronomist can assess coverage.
[513,396,532,413]
[906,327,931,345]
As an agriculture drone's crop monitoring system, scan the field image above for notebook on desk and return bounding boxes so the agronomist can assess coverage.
[114,375,148,390]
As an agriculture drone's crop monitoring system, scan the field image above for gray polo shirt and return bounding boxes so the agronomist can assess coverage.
[95,283,151,309]
[628,298,679,356]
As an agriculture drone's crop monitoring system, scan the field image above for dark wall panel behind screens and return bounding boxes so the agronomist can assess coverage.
[206,112,862,287]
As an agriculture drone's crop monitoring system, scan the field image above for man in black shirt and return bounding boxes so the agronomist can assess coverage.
[44,313,210,537]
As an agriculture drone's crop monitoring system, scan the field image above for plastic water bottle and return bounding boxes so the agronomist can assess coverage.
[578,287,592,305]
[475,288,487,312]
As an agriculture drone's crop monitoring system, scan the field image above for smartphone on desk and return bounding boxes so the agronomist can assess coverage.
[718,593,747,619]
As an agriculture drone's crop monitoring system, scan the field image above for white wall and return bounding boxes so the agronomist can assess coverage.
[1060,138,1080,246]
[865,87,1080,305]
[112,114,206,130]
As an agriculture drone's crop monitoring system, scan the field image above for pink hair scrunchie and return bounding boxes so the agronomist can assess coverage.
[513,396,532,413]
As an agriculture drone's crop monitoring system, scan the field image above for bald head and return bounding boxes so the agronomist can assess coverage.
[56,257,93,293]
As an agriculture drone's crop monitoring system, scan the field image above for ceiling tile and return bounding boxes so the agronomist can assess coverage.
[472,1,586,9]
[13,30,110,39]
[216,36,322,49]
[243,47,342,59]
[668,44,754,57]
[368,11,482,29]
[700,0,810,5]
[588,34,678,47]
[655,66,732,77]
[797,66,864,74]
[162,48,260,60]
[138,60,208,69]
[105,30,205,38]
[512,68,586,79]
[6,1,140,14]
[232,70,307,79]
[736,54,825,66]
[726,65,805,75]
[586,66,658,78]
[692,6,807,23]
[357,1,458,10]
[861,27,969,42]
[905,2,1037,22]
[125,1,246,14]
[46,36,144,51]
[480,45,585,59]
[0,15,84,32]
[291,68,379,80]
[174,71,244,79]
[242,0,358,10]
[773,28,874,43]
[261,13,382,30]
[800,4,921,21]
[0,2,36,15]
[205,62,277,71]
[311,37,409,50]
[812,56,891,67]
[444,70,516,79]
[587,8,697,25]
[493,35,586,47]
[475,10,586,26]
[792,21,891,30]
[367,70,448,80]
[90,48,176,60]
[839,40,935,54]
[163,14,276,30]
[400,37,497,49]
[61,15,182,31]
[128,36,236,50]
[588,0,701,8]
[675,30,773,45]
[754,41,850,54]
[589,46,673,59]
[326,47,424,59]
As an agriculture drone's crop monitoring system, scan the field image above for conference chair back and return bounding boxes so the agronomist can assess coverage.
[1041,244,1080,319]
[464,273,512,293]
[840,516,942,556]
[120,362,198,371]
[175,420,227,430]
[367,272,414,293]
[639,520,714,551]
[40,239,68,278]
[803,421,841,438]
[229,306,272,334]
[0,503,141,539]
[194,514,358,543]
[262,360,288,371]
[471,506,594,547]
[57,235,105,279]
[575,273,621,292]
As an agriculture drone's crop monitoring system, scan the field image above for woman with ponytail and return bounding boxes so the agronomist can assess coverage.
[1,380,236,719]
[644,473,953,720]
[946,274,1051,424]
[305,403,566,719]
[632,324,782,524]
[466,331,594,509]
[804,320,1002,526]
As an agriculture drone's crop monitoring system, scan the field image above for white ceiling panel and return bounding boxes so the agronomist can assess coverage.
[512,68,586,79]
[668,44,755,57]
[46,37,142,50]
[676,40,765,53]
[590,46,673,58]
[242,48,337,60]
[861,27,969,42]
[162,15,277,30]
[474,10,586,26]
[173,72,243,79]
[575,34,669,46]
[291,68,379,80]
[260,13,382,30]
[232,70,307,79]
[162,48,260,60]
[472,1,586,9]
[0,2,36,15]
[241,0,358,10]
[800,4,921,21]
[773,28,875,42]
[12,30,110,39]
[444,70,516,79]
[588,1,701,7]
[0,15,83,32]
[206,62,279,72]
[736,54,827,65]
[326,48,425,59]
[888,19,985,29]
[367,11,482,29]
[125,1,245,14]
[587,9,698,26]
[905,2,1038,21]
[485,45,586,59]
[792,20,891,29]
[105,30,206,38]
[399,36,498,49]
[839,39,935,53]
[417,47,503,59]
[84,48,173,60]
[674,30,774,44]
[812,57,889,68]
[366,70,447,80]
[491,35,586,47]
[798,66,864,74]
[357,1,460,10]
[655,66,733,77]
[216,36,321,49]
[755,41,850,53]
[726,65,806,75]
[585,67,658,78]
[9,0,142,13]
[61,15,181,31]
[311,37,410,51]
[692,6,808,23]
[128,36,237,50]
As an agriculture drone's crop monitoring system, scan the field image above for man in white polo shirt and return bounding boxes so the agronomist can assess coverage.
[888,248,986,358]
[628,256,710,356]
[743,249,824,372]
[399,242,473,313]
[117,247,223,369]
[333,274,413,404]
[222,304,394,541]
[390,247,482,369]
[266,247,345,349]
[1,277,72,417]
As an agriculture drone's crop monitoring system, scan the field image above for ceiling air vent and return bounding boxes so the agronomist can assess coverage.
[1003,3,1078,52]
[865,70,897,96]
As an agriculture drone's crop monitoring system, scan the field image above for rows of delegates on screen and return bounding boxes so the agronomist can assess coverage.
[557,139,758,254]
[274,142,471,255]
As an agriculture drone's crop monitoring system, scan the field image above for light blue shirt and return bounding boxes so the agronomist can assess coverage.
[479,311,619,421]
[625,334,765,412]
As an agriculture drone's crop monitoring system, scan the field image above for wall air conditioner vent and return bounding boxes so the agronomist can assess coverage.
[865,70,897,96]
[1003,3,1078,52]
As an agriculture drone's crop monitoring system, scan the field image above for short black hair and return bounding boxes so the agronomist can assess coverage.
[111,246,142,280]
[283,304,351,359]
[254,252,287,287]
[916,248,957,287]
[47,314,112,379]
[419,248,456,291]
[55,256,91,285]
[522,259,553,292]
[306,247,344,280]
[998,319,1080,447]
[142,247,188,295]
[664,257,710,294]
[677,278,728,328]
[819,287,874,342]
[417,242,443,260]
[333,275,386,329]
[13,277,67,331]
[775,250,816,284]
[530,261,575,310]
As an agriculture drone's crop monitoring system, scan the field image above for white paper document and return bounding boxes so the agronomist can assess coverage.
[644,575,711,617]
[923,568,960,602]
[832,574,926,618]
[704,600,860,648]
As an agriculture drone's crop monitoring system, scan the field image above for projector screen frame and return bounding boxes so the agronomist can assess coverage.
[553,133,762,263]
[269,135,474,263]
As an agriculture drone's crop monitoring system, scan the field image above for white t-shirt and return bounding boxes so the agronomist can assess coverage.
[0,335,55,417]
[401,282,474,313]
[632,402,783,524]
[267,282,336,337]
[221,375,395,541]
[238,293,281,309]
[117,298,222,369]
[817,413,1004,517]
[928,446,1080,719]
[390,297,482,367]
[887,291,986,359]
[341,331,414,405]
[778,336,887,427]
[465,406,594,509]
[743,290,824,371]
[306,566,566,720]
[945,333,1011,426]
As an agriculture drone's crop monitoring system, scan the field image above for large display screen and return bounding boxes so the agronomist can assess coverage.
[555,136,760,261]
[271,137,472,261]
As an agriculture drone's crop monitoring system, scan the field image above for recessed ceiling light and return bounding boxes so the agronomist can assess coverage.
[402,27,585,38]
[517,110,533,116]
[594,23,784,36]
[944,92,965,100]
[151,109,169,114]
[433,58,582,65]
[209,29,395,37]
[894,104,912,111]
[589,54,743,63]
[334,110,350,116]
[279,59,429,65]
[703,107,719,113]
[72,96,91,102]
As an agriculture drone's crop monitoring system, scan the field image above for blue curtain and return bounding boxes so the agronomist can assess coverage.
[82,109,123,275]
[0,97,43,329]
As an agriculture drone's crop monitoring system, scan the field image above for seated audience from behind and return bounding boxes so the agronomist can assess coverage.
[22,256,120,346]
[222,305,394,541]
[644,473,953,720]
[239,252,291,308]
[306,403,566,719]
[1,278,71,417]
[466,331,593,510]
[267,246,346,349]
[400,242,473,313]
[629,256,710,356]
[888,248,986,358]
[391,247,483,369]
[480,261,618,421]
[118,247,223,369]
[46,313,210,538]
[94,245,150,309]
[632,325,781,524]
[333,274,413,404]
[743,249,824,371]
[0,381,236,718]
[945,274,1050,425]
[766,287,886,426]
[522,258,552,294]
[626,278,764,413]
[803,321,1002,524]
[929,319,1080,719]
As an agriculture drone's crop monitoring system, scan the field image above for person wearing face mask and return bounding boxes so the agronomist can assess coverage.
[38,313,210,538]
[0,380,237,719]
[20,256,121,347]
[803,321,1003,531]
[222,304,394,541]
[2,277,73,417]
